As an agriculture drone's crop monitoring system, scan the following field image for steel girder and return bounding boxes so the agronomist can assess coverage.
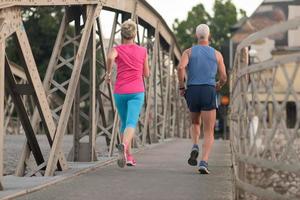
[0,15,5,191]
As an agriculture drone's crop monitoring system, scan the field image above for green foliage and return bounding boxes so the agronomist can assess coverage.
[210,0,237,50]
[173,0,246,51]
[173,4,210,51]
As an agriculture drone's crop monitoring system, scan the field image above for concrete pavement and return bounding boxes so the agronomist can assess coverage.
[16,139,233,200]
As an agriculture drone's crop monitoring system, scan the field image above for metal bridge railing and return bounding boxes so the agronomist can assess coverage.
[230,18,300,200]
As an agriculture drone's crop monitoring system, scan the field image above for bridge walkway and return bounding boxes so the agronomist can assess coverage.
[15,139,233,200]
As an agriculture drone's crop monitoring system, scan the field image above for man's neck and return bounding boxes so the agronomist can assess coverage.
[198,40,209,46]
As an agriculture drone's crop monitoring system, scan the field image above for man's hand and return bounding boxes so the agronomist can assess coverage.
[216,81,222,91]
[177,49,190,95]
[179,88,186,97]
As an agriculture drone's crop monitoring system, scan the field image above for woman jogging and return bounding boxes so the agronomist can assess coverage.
[177,24,227,174]
[106,19,150,168]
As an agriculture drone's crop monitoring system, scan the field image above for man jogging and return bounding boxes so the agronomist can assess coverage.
[177,24,227,174]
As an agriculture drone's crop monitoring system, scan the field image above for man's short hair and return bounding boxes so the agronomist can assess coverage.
[121,19,137,40]
[196,24,210,41]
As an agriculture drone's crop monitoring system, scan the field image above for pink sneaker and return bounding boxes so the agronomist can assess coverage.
[126,154,136,166]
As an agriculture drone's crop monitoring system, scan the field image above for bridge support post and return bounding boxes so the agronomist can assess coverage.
[107,12,121,156]
[161,44,174,140]
[89,23,97,161]
[0,25,5,190]
[142,24,159,145]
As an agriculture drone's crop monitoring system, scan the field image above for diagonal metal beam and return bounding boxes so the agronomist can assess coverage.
[16,11,72,176]
[5,57,45,167]
[15,21,69,174]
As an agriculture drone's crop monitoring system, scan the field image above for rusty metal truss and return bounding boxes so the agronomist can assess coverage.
[0,0,188,190]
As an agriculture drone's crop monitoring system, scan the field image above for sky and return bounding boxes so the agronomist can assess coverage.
[146,0,264,27]
[101,0,264,37]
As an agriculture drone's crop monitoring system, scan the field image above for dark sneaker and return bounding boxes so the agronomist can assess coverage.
[188,146,199,166]
[117,143,126,168]
[198,160,210,174]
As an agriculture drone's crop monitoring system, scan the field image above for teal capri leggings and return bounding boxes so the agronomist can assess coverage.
[114,92,145,134]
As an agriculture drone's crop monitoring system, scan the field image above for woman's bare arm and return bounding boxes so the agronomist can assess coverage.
[177,48,191,88]
[106,48,118,83]
[143,53,150,78]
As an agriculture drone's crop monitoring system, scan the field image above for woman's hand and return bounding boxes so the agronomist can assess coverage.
[106,48,117,84]
[105,72,111,84]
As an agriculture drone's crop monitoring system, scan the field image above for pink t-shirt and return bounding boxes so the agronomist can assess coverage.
[114,44,147,94]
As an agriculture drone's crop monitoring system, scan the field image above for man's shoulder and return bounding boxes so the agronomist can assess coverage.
[214,50,224,63]
[214,49,222,57]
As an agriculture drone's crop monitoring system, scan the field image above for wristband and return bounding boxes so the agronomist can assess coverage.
[106,71,111,76]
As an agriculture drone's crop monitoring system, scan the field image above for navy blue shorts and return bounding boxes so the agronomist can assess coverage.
[184,85,217,112]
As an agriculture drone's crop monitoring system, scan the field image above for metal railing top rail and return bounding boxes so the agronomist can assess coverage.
[236,53,300,79]
[230,53,300,98]
[232,17,300,76]
[236,17,300,53]
[231,17,300,96]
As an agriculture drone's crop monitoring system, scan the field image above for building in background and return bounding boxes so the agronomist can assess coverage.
[231,0,300,65]
[231,0,300,129]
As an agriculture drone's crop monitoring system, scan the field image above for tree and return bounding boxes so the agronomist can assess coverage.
[210,0,239,97]
[173,0,245,51]
[172,4,210,51]
[210,0,238,50]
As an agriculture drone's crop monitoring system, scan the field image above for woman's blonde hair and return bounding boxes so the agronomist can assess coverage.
[121,19,137,40]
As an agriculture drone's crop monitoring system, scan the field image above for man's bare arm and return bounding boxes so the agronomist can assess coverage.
[216,51,227,90]
[177,49,190,88]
